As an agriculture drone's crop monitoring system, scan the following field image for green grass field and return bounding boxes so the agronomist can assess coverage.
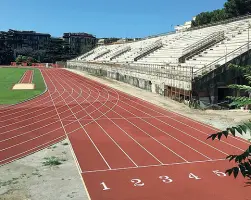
[0,67,46,105]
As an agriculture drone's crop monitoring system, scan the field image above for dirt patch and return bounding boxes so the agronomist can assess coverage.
[0,139,88,200]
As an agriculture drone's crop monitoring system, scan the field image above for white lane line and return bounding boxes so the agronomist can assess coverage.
[117,91,251,145]
[56,69,140,168]
[59,71,186,164]
[45,69,111,170]
[81,158,227,173]
[0,135,65,165]
[45,68,92,200]
[62,71,212,161]
[117,94,247,151]
[69,74,229,157]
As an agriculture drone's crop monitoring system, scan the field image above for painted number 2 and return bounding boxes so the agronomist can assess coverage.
[131,179,145,187]
[101,182,111,191]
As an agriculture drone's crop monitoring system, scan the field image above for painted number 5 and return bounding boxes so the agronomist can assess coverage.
[131,179,145,187]
[213,170,226,177]
[159,176,173,183]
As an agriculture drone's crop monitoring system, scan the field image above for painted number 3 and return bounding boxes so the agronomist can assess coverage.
[159,176,173,183]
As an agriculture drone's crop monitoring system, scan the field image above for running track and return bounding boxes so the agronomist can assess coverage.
[19,70,33,83]
[0,68,251,200]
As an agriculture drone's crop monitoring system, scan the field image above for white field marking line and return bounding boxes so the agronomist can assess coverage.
[114,99,229,156]
[0,86,80,124]
[46,70,92,200]
[118,92,251,145]
[65,72,212,160]
[71,68,250,146]
[0,135,65,165]
[93,94,209,161]
[98,110,164,164]
[117,94,246,151]
[81,158,227,174]
[55,69,139,168]
[59,73,139,168]
[0,124,64,151]
[56,71,124,129]
[61,72,187,164]
[0,85,85,131]
[0,71,82,142]
[71,75,229,156]
[0,70,82,130]
[0,70,60,116]
[55,115,173,121]
[45,69,111,170]
[0,86,61,119]
[29,70,34,83]
[18,70,27,83]
[0,68,49,111]
[0,78,106,142]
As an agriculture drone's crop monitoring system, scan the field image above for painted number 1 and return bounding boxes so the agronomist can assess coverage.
[101,182,111,191]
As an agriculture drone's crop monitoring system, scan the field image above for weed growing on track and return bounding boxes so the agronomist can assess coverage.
[62,142,69,145]
[42,156,66,166]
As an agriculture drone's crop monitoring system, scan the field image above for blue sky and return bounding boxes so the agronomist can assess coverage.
[1,0,226,38]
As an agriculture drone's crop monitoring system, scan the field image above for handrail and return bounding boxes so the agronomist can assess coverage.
[193,42,250,77]
[110,46,131,60]
[78,50,94,60]
[93,49,111,60]
[67,60,193,82]
[182,31,224,55]
[134,39,163,61]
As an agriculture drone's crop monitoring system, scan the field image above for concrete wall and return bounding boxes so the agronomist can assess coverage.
[66,62,173,96]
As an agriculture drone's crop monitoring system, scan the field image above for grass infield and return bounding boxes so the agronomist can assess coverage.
[0,67,46,105]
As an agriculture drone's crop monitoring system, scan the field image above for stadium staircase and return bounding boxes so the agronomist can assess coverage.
[93,49,111,60]
[110,46,131,61]
[178,31,225,63]
[134,39,163,61]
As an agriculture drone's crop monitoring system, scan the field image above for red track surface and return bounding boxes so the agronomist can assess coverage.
[0,68,251,200]
[19,70,33,83]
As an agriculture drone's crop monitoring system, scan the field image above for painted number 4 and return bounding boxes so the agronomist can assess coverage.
[189,173,201,180]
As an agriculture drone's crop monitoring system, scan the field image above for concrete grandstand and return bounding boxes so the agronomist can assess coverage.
[67,15,251,106]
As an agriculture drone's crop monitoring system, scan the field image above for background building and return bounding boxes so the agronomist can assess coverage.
[63,32,97,55]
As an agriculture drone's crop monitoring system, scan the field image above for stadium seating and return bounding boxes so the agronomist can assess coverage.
[74,16,251,77]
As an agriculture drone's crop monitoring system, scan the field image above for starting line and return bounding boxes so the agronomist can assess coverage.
[81,158,226,173]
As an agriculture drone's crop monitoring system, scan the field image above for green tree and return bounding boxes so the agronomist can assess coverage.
[208,64,251,179]
[224,0,251,18]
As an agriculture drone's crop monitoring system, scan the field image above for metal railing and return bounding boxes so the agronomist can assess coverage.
[93,49,111,60]
[193,42,251,77]
[134,39,163,61]
[182,31,225,56]
[79,50,94,60]
[67,60,193,82]
[110,46,131,60]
